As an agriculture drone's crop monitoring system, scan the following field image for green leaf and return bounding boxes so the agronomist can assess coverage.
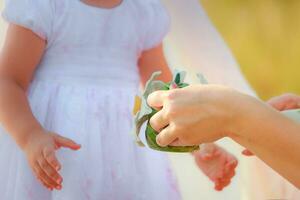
[178,83,189,88]
[133,71,170,146]
[175,73,181,85]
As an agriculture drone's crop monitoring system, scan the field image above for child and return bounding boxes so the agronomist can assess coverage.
[0,0,236,199]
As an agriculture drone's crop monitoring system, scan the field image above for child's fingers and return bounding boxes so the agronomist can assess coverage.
[34,162,60,190]
[200,143,218,156]
[267,93,300,111]
[224,159,238,174]
[218,180,231,191]
[43,147,61,171]
[242,149,254,156]
[37,158,62,189]
[214,177,231,191]
[193,143,219,161]
[223,169,236,181]
[198,152,214,161]
[30,163,51,190]
[54,134,81,150]
[217,167,236,191]
[214,181,223,191]
[42,149,63,185]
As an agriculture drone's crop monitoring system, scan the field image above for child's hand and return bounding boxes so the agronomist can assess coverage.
[267,93,300,111]
[23,129,81,191]
[193,143,238,191]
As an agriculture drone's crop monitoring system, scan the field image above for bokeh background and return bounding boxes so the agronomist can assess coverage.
[0,1,299,199]
[201,0,300,99]
[1,1,300,99]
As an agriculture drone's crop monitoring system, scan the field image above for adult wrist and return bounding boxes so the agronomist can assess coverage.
[227,94,266,141]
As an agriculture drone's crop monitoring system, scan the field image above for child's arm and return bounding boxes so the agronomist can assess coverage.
[0,24,80,190]
[138,43,172,85]
[0,24,46,147]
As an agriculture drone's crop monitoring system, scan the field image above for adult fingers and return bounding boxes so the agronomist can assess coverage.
[156,125,178,147]
[147,90,168,109]
[149,110,169,132]
[169,139,185,147]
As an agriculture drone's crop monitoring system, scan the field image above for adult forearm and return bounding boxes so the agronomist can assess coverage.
[231,99,300,188]
[0,79,43,149]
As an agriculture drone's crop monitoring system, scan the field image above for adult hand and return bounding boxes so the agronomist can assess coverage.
[147,85,254,147]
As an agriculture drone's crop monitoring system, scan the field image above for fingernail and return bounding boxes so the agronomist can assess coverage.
[156,137,165,147]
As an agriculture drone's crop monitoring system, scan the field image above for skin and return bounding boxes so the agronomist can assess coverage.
[81,0,123,9]
[0,1,235,191]
[147,85,300,189]
[268,93,300,111]
[241,93,300,156]
[139,34,237,191]
[0,23,237,191]
[0,24,82,191]
[193,143,237,191]
[0,19,171,190]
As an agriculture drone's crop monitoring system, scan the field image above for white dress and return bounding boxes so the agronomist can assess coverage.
[0,0,181,199]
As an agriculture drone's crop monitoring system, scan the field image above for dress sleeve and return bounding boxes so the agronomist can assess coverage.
[142,0,171,51]
[2,0,54,40]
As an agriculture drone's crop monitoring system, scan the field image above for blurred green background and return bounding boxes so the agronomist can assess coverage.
[201,0,300,99]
